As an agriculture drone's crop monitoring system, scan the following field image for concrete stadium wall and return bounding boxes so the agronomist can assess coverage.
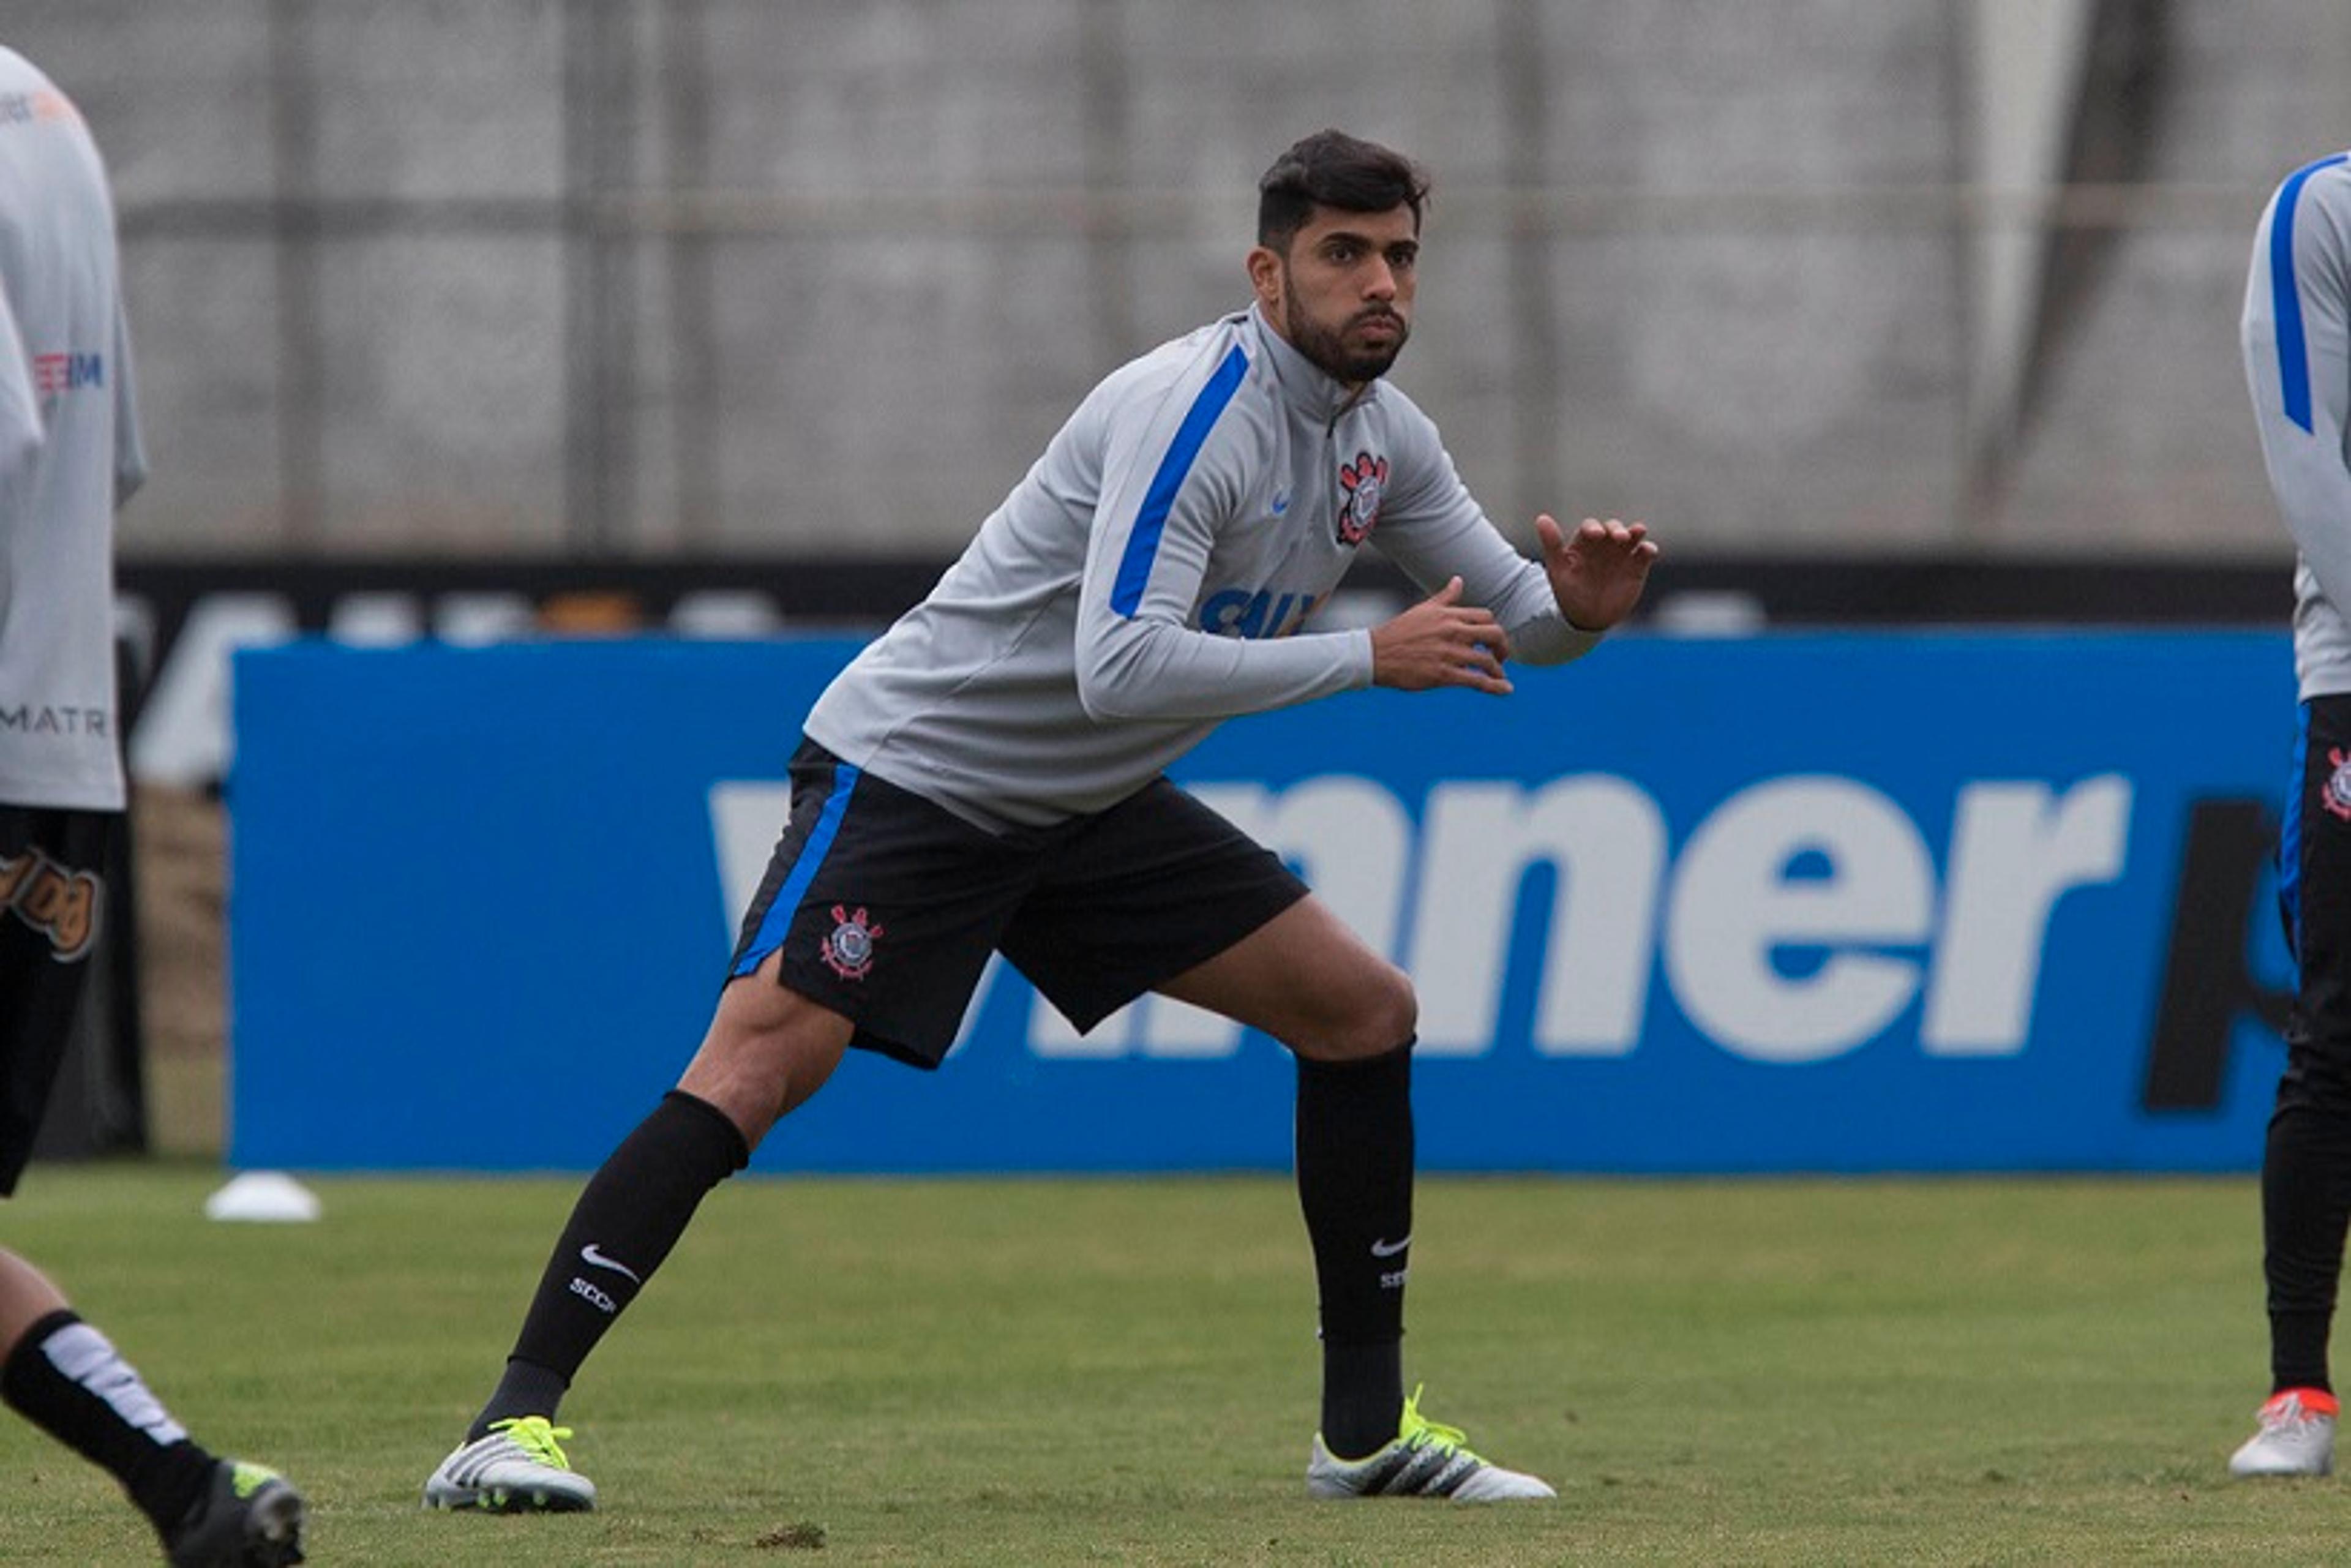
[11,1,2351,563]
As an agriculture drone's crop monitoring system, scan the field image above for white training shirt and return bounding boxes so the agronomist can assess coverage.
[806,304,1599,831]
[2244,150,2351,702]
[0,47,144,811]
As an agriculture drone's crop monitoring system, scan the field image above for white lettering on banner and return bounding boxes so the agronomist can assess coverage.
[1666,778,1936,1063]
[1922,775,2132,1054]
[1402,778,1665,1056]
[706,771,2132,1066]
[709,782,792,928]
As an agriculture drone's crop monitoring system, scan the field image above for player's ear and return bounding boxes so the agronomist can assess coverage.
[1247,245,1284,314]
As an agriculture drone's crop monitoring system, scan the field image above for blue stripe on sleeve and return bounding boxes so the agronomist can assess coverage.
[731,761,861,977]
[1109,343,1250,618]
[2271,153,2349,435]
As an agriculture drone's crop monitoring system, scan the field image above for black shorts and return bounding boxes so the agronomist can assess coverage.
[2283,696,2351,1056]
[0,805,113,1197]
[725,739,1309,1068]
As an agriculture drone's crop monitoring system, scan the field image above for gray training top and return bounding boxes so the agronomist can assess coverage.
[0,47,144,812]
[2246,150,2351,702]
[804,304,1600,831]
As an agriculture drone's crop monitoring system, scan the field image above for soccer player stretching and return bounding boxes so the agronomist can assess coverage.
[426,128,1657,1510]
[2236,147,2351,1477]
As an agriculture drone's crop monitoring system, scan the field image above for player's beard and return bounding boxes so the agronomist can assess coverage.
[1284,293,1409,385]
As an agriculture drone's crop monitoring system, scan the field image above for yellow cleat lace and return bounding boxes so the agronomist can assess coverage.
[487,1415,577,1471]
[1397,1384,1481,1461]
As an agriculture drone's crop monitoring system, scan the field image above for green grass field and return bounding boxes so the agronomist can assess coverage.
[1,1164,2346,1565]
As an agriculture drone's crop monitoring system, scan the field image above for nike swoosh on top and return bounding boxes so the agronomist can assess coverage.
[579,1243,644,1284]
[1369,1236,1411,1258]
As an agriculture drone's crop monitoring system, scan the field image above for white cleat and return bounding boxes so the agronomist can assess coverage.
[424,1415,599,1512]
[2229,1389,2337,1477]
[1307,1384,1556,1502]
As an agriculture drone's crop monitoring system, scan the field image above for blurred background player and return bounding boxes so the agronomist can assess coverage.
[0,45,306,1565]
[2235,146,2351,1479]
[424,128,1654,1513]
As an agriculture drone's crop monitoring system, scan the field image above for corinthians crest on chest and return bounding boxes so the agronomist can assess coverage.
[1335,449,1388,547]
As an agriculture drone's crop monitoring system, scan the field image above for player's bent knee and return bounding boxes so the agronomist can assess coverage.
[1361,962,1418,1049]
[680,1029,844,1148]
[1293,962,1417,1060]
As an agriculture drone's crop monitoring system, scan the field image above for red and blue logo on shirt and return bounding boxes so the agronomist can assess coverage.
[33,352,104,399]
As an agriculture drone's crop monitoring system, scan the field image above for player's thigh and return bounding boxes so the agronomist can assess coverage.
[1155,893,1416,1061]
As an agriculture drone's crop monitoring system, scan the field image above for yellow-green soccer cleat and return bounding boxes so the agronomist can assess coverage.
[423,1415,598,1512]
[164,1459,307,1567]
[1307,1384,1556,1501]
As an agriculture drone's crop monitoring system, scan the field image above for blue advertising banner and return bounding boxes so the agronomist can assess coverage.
[230,632,2298,1174]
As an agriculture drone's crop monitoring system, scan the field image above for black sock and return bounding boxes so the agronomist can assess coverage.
[475,1357,572,1439]
[2263,1092,2351,1393]
[474,1090,749,1438]
[2,1310,217,1534]
[1320,1341,1403,1459]
[1295,1041,1414,1458]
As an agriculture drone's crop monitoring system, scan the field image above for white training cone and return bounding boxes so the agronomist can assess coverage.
[203,1171,321,1223]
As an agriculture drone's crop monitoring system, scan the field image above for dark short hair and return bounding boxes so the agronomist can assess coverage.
[1256,129,1431,250]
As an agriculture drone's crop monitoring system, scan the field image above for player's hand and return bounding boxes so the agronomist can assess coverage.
[1538,514,1658,631]
[1370,577,1514,694]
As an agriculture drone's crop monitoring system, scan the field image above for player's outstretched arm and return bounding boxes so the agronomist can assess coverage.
[1370,576,1514,694]
[1537,514,1658,632]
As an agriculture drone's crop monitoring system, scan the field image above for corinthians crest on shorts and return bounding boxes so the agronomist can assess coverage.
[2324,748,2351,823]
[1335,450,1387,547]
[821,904,883,980]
